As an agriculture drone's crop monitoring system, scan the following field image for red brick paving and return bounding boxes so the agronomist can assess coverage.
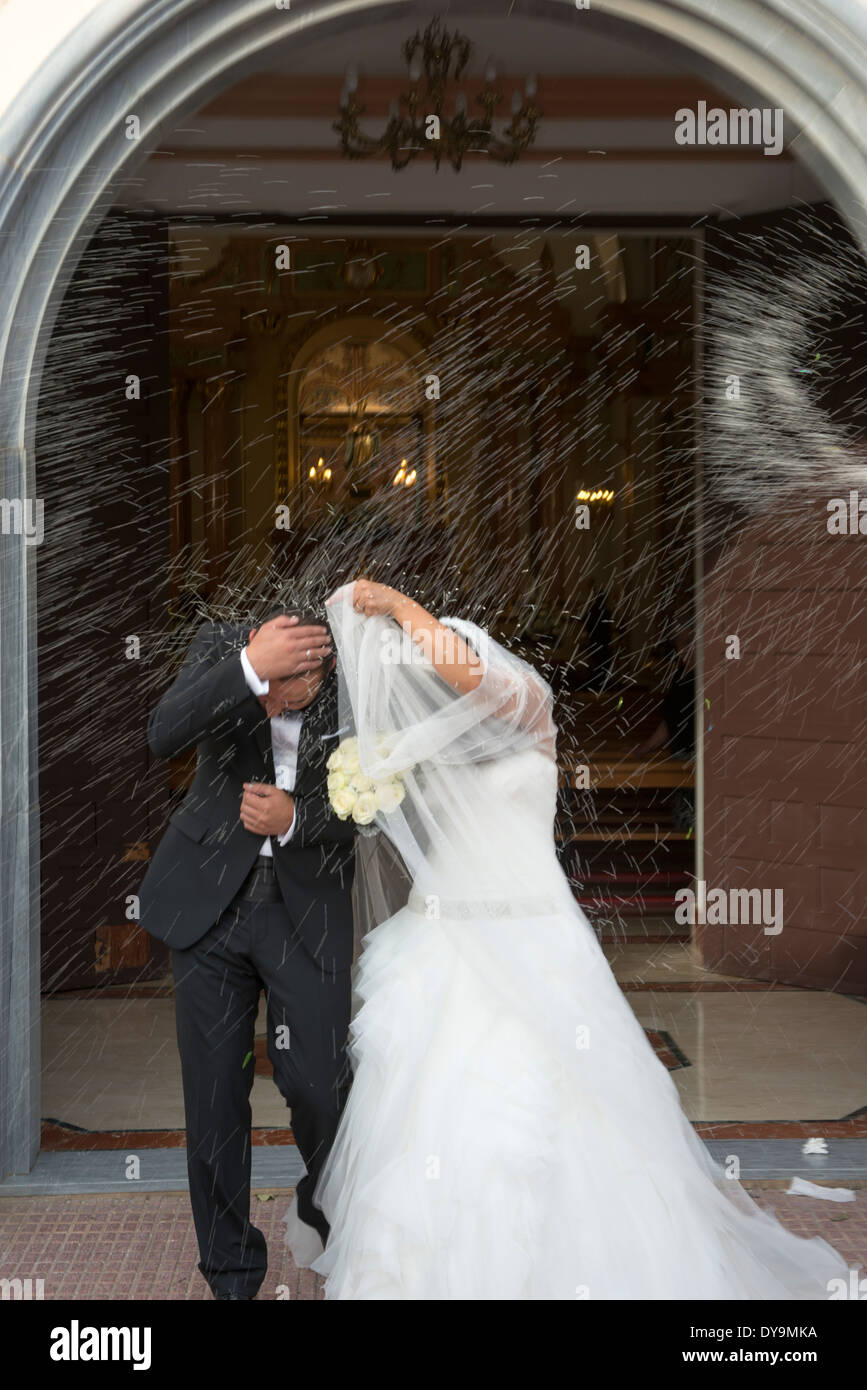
[0,1185,863,1300]
[0,1191,324,1300]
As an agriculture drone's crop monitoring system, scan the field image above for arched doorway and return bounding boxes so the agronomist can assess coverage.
[1,0,866,1177]
[284,318,435,512]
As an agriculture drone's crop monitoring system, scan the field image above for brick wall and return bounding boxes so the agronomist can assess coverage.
[700,494,867,994]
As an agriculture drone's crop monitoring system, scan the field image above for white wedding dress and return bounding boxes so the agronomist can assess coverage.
[288,588,850,1300]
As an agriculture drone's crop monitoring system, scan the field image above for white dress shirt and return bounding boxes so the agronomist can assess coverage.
[240,647,302,857]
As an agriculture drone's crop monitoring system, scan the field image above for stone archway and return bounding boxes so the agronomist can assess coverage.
[1,0,866,1176]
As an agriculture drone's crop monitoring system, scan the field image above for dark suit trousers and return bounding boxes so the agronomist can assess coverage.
[170,868,352,1298]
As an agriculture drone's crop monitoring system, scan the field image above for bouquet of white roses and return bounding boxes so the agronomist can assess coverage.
[326,736,411,825]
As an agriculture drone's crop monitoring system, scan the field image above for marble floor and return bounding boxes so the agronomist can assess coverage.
[43,991,285,1132]
[40,942,867,1133]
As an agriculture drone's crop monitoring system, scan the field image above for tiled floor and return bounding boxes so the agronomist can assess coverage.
[41,994,288,1131]
[0,1186,863,1300]
[41,944,867,1131]
[630,988,867,1121]
[602,940,741,983]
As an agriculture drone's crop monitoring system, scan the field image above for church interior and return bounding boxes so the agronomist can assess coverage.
[29,9,866,1173]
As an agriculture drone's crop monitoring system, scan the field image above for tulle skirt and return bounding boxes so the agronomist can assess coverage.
[307,906,850,1300]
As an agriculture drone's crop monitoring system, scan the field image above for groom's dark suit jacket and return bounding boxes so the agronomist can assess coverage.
[139,621,356,972]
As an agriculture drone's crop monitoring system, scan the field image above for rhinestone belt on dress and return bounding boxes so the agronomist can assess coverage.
[407,889,558,920]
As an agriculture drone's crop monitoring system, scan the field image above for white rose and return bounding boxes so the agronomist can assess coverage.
[327,771,347,793]
[349,773,374,793]
[341,749,361,775]
[326,748,343,772]
[374,779,405,813]
[351,791,378,825]
[331,788,356,820]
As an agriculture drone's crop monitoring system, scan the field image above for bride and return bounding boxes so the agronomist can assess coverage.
[285,577,849,1300]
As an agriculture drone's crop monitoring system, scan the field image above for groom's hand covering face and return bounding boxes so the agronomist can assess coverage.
[245,612,333,700]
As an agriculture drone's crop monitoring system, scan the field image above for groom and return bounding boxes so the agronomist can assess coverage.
[140,607,357,1299]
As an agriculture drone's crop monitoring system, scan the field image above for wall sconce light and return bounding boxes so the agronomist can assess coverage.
[309,455,333,487]
[393,458,417,487]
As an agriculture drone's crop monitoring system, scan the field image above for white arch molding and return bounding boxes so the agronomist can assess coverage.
[1,0,865,1175]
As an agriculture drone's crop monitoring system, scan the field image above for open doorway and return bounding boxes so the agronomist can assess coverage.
[1,4,862,1264]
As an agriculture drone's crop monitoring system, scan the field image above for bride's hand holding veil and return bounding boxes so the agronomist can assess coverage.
[329,579,486,697]
[342,578,402,619]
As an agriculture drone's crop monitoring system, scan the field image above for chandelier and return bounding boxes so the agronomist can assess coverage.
[576,489,615,506]
[335,16,540,172]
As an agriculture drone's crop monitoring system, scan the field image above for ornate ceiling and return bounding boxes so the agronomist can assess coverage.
[119,11,822,221]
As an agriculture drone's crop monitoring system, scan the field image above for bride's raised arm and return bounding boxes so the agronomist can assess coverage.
[339,579,553,735]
